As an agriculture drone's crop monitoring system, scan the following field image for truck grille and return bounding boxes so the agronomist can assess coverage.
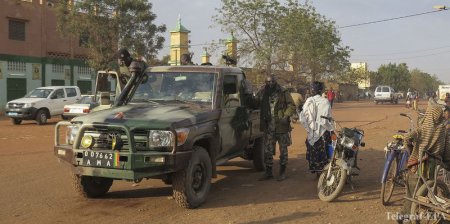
[8,103,24,109]
[80,128,148,151]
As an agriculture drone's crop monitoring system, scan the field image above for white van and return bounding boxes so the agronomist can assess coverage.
[5,86,81,125]
[374,85,398,104]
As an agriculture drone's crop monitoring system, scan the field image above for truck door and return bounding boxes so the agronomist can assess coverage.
[49,88,67,115]
[218,73,248,158]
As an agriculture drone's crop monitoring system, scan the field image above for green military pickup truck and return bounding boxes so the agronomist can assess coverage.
[54,64,264,208]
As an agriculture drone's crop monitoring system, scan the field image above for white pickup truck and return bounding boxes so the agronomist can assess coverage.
[5,86,81,125]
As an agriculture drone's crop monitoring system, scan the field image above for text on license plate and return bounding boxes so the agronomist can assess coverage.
[8,112,18,116]
[82,151,119,167]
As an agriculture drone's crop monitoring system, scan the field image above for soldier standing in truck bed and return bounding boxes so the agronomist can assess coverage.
[255,75,296,181]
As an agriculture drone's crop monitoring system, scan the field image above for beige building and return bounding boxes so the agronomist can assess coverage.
[351,62,370,89]
[0,0,93,112]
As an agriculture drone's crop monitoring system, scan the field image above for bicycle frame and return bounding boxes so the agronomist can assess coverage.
[380,113,413,184]
[406,151,450,219]
[381,149,409,184]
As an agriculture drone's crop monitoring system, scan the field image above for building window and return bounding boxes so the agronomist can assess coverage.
[52,64,64,73]
[7,61,26,72]
[9,20,26,41]
[77,66,92,75]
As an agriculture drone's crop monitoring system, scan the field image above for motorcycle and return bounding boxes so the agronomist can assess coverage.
[317,116,365,202]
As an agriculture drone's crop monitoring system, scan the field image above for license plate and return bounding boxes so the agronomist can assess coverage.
[70,108,84,113]
[8,112,18,116]
[82,151,119,167]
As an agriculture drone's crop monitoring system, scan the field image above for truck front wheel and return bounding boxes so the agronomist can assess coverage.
[11,118,22,125]
[72,174,113,198]
[172,146,212,208]
[36,110,48,125]
[252,137,265,171]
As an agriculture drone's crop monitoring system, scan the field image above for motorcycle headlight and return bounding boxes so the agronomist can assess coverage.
[148,130,174,148]
[65,125,79,145]
[340,136,355,149]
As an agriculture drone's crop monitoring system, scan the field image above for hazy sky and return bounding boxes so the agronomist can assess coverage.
[151,0,450,83]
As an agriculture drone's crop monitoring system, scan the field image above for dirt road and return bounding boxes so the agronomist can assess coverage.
[0,101,422,224]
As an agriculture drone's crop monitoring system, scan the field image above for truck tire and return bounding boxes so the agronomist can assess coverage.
[252,137,265,171]
[36,110,48,125]
[72,174,113,198]
[172,146,212,208]
[161,174,173,185]
[11,118,22,125]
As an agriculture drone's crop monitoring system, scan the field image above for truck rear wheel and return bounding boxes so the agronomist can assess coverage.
[11,118,22,125]
[72,174,113,198]
[172,146,212,208]
[252,137,265,171]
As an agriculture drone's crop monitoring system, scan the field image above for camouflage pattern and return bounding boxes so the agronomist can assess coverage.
[54,65,263,180]
[263,131,291,167]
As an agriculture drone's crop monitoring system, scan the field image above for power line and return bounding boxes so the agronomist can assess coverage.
[339,10,446,29]
[353,45,450,57]
[353,49,450,61]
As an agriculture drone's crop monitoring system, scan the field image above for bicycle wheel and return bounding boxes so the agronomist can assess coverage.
[380,158,398,205]
[410,180,449,224]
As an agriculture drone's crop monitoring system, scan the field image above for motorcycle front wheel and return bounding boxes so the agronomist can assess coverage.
[317,163,347,202]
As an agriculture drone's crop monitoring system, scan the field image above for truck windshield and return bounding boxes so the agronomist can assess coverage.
[130,72,216,105]
[25,89,53,98]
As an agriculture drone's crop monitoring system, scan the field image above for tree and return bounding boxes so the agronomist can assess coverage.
[149,55,170,66]
[214,0,284,75]
[278,1,351,82]
[214,0,351,81]
[338,66,366,85]
[409,69,445,93]
[55,0,166,71]
[376,63,410,91]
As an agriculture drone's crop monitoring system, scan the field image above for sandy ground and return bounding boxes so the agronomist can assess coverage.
[0,100,427,224]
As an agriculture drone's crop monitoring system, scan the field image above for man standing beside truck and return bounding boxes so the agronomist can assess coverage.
[256,75,296,181]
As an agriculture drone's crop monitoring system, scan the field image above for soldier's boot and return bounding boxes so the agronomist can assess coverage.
[258,167,273,181]
[277,165,286,181]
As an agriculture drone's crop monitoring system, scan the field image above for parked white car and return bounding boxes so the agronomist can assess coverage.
[5,86,81,125]
[63,95,98,119]
[374,85,398,104]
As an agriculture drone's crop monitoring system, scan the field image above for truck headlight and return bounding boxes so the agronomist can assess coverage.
[66,125,79,145]
[23,103,35,108]
[148,130,174,148]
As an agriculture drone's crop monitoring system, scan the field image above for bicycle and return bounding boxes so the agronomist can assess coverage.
[406,155,450,223]
[380,113,413,205]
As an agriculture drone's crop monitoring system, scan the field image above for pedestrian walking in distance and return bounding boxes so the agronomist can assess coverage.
[299,81,334,174]
[327,88,335,108]
[255,75,296,181]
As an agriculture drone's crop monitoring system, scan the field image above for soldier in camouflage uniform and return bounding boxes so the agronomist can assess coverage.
[256,75,296,181]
